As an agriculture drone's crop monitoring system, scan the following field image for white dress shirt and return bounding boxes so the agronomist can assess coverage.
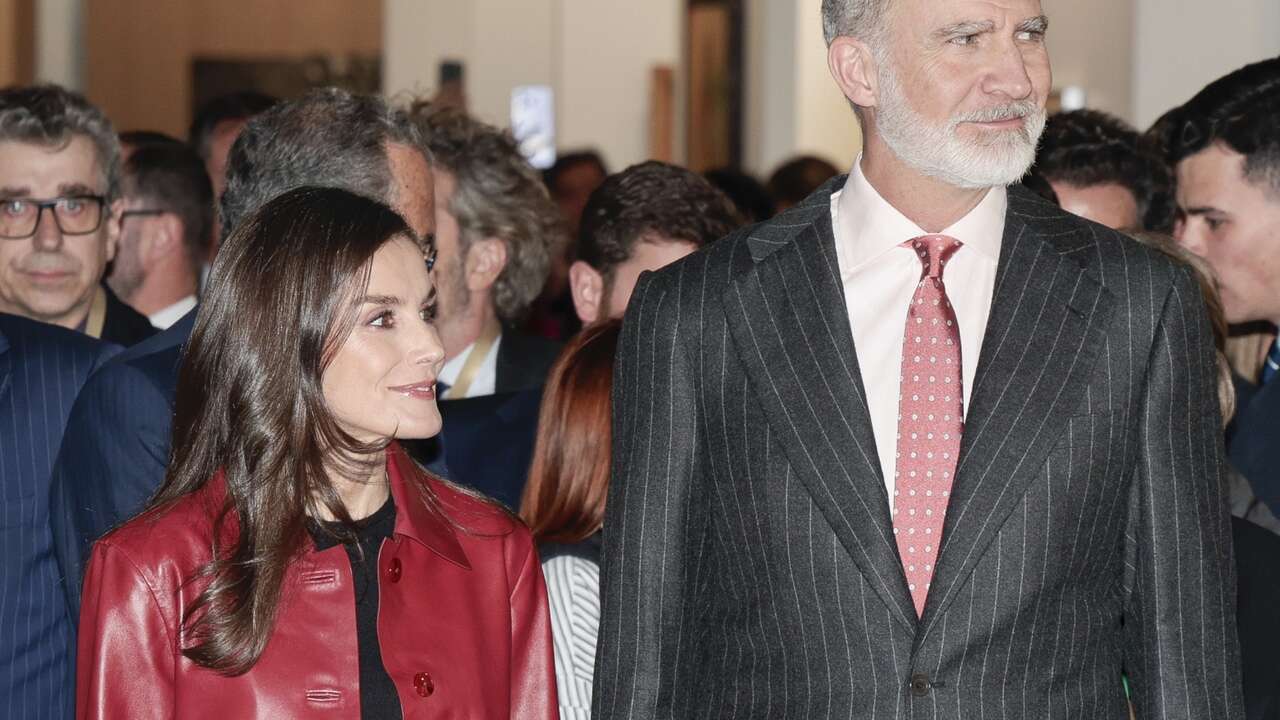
[438,333,502,398]
[831,157,1006,500]
[147,294,197,330]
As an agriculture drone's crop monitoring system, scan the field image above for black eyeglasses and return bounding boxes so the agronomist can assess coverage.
[0,195,108,239]
[119,208,167,224]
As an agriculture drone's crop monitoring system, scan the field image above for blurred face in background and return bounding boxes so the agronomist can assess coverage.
[866,0,1051,188]
[204,118,246,204]
[323,236,446,442]
[1050,182,1140,230]
[601,236,696,320]
[1175,143,1280,326]
[0,136,119,328]
[427,168,472,352]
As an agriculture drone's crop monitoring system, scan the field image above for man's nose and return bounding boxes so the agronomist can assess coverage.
[982,42,1035,101]
[31,207,64,251]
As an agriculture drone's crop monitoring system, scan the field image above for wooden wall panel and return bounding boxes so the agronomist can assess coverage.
[0,0,34,86]
[85,0,382,137]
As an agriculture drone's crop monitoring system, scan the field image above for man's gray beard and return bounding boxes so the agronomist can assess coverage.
[873,61,1046,190]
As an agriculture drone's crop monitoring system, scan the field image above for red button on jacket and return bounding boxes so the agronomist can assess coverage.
[76,442,558,719]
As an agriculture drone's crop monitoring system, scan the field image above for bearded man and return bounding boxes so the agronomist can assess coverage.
[592,0,1243,717]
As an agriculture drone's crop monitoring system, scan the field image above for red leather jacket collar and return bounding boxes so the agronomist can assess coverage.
[384,442,470,570]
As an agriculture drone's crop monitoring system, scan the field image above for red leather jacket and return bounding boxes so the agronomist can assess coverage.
[76,443,557,719]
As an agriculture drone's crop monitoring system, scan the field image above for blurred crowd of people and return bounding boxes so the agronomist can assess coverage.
[0,3,1277,718]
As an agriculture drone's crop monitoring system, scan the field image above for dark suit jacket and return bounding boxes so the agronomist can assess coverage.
[595,183,1243,718]
[48,310,190,623]
[1233,517,1280,720]
[403,387,544,511]
[1228,374,1279,516]
[99,285,157,347]
[496,329,560,394]
[0,313,118,720]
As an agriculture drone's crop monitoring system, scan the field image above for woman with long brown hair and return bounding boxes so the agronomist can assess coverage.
[519,319,620,720]
[76,187,557,719]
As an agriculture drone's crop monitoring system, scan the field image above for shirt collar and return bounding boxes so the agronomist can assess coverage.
[437,332,503,388]
[148,295,198,330]
[836,154,1007,270]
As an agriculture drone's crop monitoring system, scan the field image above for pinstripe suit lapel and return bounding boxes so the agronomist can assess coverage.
[724,201,919,631]
[919,191,1115,635]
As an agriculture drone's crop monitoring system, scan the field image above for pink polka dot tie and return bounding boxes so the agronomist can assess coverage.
[893,235,964,617]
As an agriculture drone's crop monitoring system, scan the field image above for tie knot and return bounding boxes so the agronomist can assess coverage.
[907,235,962,280]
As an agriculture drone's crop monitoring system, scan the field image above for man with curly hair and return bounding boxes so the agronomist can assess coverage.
[410,104,567,398]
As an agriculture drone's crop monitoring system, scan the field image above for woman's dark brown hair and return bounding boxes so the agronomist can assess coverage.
[146,185,427,675]
[519,320,621,544]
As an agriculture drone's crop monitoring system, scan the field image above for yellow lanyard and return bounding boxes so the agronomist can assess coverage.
[84,286,107,339]
[443,326,500,400]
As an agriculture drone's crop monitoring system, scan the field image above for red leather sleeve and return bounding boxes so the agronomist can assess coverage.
[507,529,559,720]
[77,541,177,719]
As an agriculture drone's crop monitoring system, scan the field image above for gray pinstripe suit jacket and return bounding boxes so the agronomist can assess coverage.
[594,183,1244,719]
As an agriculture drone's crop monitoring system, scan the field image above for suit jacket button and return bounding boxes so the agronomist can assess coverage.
[387,557,402,583]
[910,672,930,697]
[413,671,434,697]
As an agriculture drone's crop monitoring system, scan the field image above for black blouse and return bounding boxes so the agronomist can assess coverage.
[308,496,402,720]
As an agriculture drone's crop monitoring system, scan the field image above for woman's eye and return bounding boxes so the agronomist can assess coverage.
[419,305,437,323]
[369,310,394,328]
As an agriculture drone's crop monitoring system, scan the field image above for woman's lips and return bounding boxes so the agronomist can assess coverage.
[388,380,436,400]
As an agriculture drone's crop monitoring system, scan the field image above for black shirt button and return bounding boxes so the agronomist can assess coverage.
[910,672,930,697]
[387,557,402,583]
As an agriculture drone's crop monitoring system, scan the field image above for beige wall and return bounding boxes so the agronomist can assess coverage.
[384,0,682,171]
[84,0,381,137]
[743,0,860,177]
[1044,0,1134,119]
[1132,0,1280,128]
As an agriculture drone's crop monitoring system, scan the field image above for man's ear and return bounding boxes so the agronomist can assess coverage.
[142,215,185,269]
[464,237,507,292]
[569,260,604,325]
[828,35,880,110]
[104,199,124,263]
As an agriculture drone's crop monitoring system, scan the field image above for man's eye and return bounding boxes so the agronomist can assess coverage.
[59,198,85,215]
[1,200,28,216]
[1015,30,1045,42]
[950,34,979,46]
[369,310,394,328]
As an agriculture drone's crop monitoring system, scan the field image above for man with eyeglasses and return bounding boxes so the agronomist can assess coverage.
[0,85,156,346]
[108,142,212,329]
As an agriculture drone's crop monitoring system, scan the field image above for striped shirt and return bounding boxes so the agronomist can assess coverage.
[541,541,601,720]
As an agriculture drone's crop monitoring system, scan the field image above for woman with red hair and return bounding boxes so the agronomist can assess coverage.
[519,320,620,720]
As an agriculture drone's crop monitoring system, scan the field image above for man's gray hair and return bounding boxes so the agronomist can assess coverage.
[220,87,425,241]
[821,0,890,47]
[410,103,564,325]
[0,84,122,201]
